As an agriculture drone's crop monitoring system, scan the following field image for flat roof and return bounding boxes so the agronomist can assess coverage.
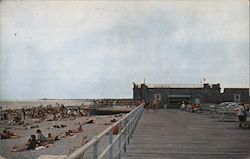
[134,83,203,89]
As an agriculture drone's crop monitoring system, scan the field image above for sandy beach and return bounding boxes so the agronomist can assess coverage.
[0,99,91,110]
[0,114,125,159]
[0,99,133,159]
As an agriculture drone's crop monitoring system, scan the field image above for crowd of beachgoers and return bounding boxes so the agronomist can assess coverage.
[0,99,142,159]
[1,104,89,124]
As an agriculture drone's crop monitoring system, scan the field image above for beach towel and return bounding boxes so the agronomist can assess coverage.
[10,135,20,139]
[35,146,46,150]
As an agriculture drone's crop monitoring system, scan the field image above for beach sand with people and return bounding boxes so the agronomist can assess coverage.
[0,99,131,159]
[0,99,91,110]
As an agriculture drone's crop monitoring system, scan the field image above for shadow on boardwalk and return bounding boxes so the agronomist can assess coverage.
[122,109,250,159]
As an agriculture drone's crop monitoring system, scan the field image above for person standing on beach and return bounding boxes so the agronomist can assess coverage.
[22,108,26,119]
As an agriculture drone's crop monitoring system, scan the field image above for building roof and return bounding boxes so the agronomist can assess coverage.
[134,83,203,89]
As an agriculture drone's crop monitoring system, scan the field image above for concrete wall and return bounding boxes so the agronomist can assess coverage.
[133,83,249,109]
[222,88,249,103]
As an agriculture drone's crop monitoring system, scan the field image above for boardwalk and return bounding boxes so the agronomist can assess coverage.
[122,110,250,159]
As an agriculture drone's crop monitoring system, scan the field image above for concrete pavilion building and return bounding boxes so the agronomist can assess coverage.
[133,83,249,109]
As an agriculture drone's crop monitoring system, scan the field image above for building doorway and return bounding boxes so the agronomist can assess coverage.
[167,95,191,109]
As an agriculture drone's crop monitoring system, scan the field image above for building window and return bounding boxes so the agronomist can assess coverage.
[234,94,240,102]
[154,94,161,101]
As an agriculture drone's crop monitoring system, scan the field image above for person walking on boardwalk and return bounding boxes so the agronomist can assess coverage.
[145,102,150,112]
[163,103,167,111]
[180,101,186,110]
[243,104,249,128]
[237,104,246,128]
[152,99,158,112]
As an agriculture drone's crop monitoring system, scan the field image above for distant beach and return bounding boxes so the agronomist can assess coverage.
[0,99,92,110]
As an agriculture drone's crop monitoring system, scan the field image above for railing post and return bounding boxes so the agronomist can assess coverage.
[129,118,132,140]
[131,119,134,138]
[108,129,113,159]
[124,142,127,152]
[132,112,136,135]
[127,115,131,144]
[93,140,98,159]
[124,117,128,152]
[118,122,122,159]
[131,111,137,137]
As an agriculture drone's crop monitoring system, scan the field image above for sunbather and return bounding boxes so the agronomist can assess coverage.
[70,125,83,133]
[47,133,55,144]
[36,129,47,145]
[12,134,37,152]
[0,130,19,139]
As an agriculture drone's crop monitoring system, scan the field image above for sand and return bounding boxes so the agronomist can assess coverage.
[0,99,92,110]
[0,99,138,159]
[0,112,125,159]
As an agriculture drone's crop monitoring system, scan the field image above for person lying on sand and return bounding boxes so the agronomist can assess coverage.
[71,125,83,133]
[53,124,67,128]
[85,119,94,124]
[66,125,83,133]
[0,130,20,139]
[54,131,74,140]
[110,119,117,123]
[54,126,84,140]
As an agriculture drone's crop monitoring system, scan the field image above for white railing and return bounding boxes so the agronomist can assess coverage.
[67,104,144,159]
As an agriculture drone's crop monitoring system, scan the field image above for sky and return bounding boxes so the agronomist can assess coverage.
[0,0,249,99]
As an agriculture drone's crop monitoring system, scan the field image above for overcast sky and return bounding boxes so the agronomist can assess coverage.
[0,1,249,99]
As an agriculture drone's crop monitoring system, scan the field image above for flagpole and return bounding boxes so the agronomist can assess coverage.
[201,76,203,86]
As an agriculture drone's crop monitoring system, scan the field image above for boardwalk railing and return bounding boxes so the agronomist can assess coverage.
[67,104,144,159]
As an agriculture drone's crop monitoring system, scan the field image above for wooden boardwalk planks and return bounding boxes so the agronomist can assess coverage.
[122,110,250,159]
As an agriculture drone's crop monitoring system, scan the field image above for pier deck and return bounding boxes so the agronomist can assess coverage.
[122,110,250,159]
